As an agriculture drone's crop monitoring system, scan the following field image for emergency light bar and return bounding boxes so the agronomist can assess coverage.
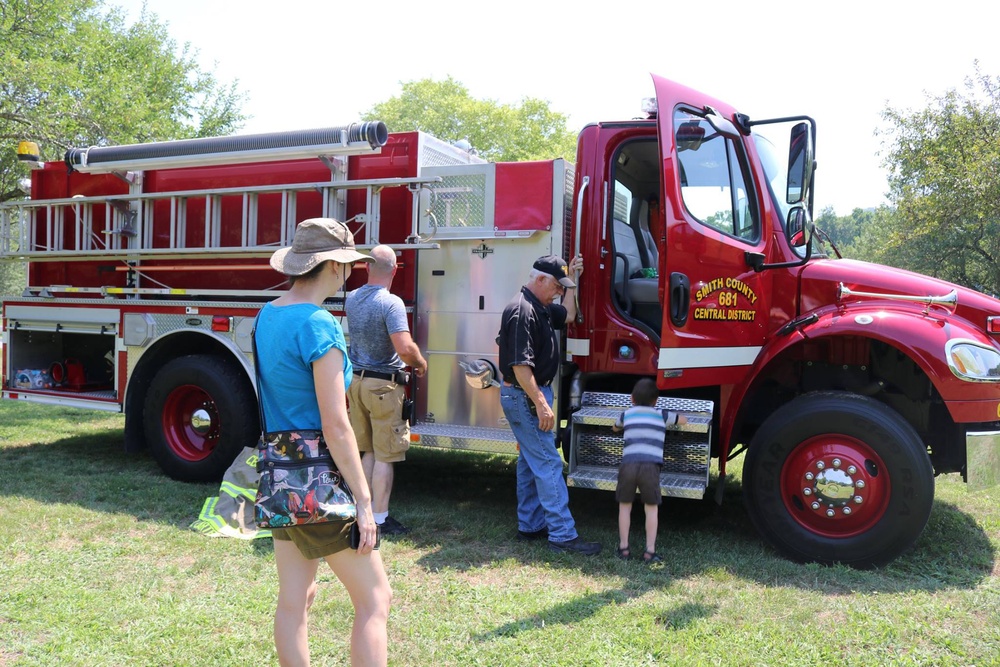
[64,121,388,173]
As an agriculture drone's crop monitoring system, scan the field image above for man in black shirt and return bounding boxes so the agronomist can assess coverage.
[497,254,601,555]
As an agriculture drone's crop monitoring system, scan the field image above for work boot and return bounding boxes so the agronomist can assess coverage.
[379,515,410,535]
[548,537,601,555]
[517,527,548,541]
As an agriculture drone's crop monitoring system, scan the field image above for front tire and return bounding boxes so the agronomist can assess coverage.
[143,354,258,482]
[743,391,934,568]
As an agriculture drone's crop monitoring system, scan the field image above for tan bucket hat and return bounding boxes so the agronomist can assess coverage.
[269,218,373,276]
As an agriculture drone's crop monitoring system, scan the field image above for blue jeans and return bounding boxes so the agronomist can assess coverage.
[500,384,577,543]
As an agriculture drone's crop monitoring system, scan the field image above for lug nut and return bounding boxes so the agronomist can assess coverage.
[805,472,814,481]
[826,509,835,517]
[847,465,857,474]
[855,480,865,489]
[803,488,812,496]
[832,458,842,468]
[854,496,863,504]
[843,507,852,515]
[816,461,825,470]
[811,502,820,510]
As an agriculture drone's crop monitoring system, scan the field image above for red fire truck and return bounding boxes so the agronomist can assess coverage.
[2,75,998,567]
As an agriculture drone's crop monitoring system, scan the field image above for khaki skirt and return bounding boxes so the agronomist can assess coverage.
[271,520,353,559]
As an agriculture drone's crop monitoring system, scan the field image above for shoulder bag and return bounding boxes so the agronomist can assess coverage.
[251,315,356,529]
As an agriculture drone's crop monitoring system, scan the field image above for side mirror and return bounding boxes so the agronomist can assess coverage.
[746,205,814,273]
[676,121,706,152]
[786,206,812,248]
[786,122,813,205]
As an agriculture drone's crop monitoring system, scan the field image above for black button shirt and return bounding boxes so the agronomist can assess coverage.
[497,286,567,387]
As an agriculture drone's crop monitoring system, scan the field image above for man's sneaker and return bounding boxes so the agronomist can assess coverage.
[548,537,602,555]
[517,528,548,541]
[378,515,411,535]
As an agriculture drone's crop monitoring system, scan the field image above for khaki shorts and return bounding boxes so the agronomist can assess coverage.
[271,520,353,559]
[615,461,663,505]
[348,376,410,463]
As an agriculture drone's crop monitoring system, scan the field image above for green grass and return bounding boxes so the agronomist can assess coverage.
[1,401,998,666]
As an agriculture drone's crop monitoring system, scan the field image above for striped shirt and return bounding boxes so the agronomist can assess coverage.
[614,406,680,465]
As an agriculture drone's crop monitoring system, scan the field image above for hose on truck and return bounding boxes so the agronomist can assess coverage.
[64,122,389,173]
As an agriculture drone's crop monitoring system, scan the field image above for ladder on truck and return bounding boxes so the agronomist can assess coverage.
[0,177,439,299]
[0,177,440,261]
[567,392,714,499]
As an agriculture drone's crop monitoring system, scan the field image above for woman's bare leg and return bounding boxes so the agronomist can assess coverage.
[274,539,321,667]
[325,547,392,667]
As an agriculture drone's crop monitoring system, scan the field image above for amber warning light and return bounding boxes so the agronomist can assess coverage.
[17,141,40,166]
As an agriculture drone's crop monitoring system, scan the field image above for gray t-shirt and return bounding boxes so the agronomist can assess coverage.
[345,284,409,373]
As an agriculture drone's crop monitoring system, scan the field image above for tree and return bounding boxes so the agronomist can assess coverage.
[0,0,246,203]
[361,77,578,163]
[0,0,246,291]
[872,62,1000,294]
[813,206,878,259]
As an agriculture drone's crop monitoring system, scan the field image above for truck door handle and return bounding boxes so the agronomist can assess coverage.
[669,272,689,327]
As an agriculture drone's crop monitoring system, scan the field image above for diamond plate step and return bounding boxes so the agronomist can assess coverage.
[571,406,711,433]
[581,391,714,414]
[410,423,517,455]
[567,465,708,500]
[568,391,714,499]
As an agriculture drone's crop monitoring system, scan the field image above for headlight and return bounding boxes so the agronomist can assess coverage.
[946,340,1000,381]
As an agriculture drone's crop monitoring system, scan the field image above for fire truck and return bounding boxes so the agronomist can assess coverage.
[2,75,998,568]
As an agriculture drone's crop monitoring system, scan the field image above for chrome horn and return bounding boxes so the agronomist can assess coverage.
[837,283,958,311]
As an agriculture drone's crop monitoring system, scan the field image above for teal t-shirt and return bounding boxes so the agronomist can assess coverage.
[254,302,352,432]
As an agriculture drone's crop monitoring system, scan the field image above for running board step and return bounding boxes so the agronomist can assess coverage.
[567,466,708,500]
[568,391,715,500]
[571,406,711,433]
[580,391,714,414]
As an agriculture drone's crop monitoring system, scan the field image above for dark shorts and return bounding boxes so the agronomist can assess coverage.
[271,520,353,559]
[615,461,662,505]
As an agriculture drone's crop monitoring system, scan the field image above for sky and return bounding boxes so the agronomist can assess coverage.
[113,0,998,216]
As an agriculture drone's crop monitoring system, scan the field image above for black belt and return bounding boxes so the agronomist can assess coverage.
[354,369,409,384]
[503,380,551,390]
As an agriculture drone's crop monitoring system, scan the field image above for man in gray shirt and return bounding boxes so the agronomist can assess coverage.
[346,245,427,535]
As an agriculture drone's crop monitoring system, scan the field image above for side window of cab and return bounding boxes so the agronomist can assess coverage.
[674,109,759,243]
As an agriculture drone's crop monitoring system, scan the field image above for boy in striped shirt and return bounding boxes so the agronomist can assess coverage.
[612,378,686,563]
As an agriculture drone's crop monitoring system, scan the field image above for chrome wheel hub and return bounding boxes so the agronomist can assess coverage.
[803,457,867,516]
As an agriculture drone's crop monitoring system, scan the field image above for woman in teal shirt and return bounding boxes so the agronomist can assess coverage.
[259,217,390,666]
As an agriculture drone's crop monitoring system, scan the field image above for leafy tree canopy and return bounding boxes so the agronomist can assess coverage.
[813,205,879,259]
[0,0,247,203]
[362,77,577,163]
[870,62,1000,295]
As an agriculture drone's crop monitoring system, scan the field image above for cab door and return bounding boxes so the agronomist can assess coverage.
[653,74,772,388]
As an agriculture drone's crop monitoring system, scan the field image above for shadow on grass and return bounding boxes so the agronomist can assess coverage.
[0,428,217,530]
[1,428,995,610]
[475,591,717,642]
[395,448,994,596]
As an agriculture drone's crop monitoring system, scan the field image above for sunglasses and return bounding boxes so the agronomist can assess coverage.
[549,275,567,295]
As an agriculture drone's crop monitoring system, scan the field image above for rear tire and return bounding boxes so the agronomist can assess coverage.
[143,354,258,482]
[743,391,934,568]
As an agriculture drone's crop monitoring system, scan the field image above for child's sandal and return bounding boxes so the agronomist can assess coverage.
[617,546,631,560]
[642,551,662,564]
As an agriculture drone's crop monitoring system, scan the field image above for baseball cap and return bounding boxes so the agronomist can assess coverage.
[533,255,575,288]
